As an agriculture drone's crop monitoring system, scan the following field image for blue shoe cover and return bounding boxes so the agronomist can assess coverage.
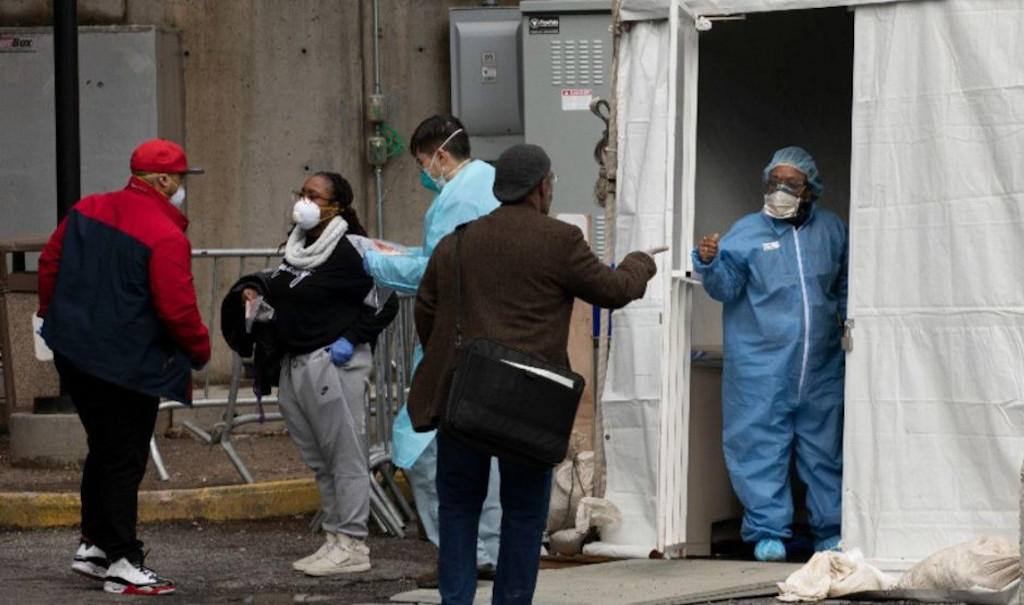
[814,535,841,552]
[754,538,786,562]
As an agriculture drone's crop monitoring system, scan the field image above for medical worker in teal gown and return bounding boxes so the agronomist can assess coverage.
[692,147,847,562]
[363,116,501,579]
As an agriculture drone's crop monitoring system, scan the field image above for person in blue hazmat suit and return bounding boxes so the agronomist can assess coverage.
[692,146,847,562]
[363,115,501,584]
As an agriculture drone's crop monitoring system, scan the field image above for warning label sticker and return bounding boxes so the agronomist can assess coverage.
[560,88,593,111]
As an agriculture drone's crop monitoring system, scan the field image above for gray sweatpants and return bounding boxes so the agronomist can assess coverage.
[278,345,371,538]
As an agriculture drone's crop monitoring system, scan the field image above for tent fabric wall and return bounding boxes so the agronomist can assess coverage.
[607,0,1024,564]
[619,0,910,22]
[592,19,673,558]
[843,0,1024,567]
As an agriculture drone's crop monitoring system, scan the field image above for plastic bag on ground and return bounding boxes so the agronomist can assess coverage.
[897,535,1020,592]
[777,548,897,602]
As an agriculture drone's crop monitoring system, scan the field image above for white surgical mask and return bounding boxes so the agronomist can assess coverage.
[169,185,186,208]
[291,198,321,230]
[763,189,800,219]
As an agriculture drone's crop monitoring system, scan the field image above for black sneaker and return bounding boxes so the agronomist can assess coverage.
[103,557,176,595]
[71,540,109,581]
[477,563,496,581]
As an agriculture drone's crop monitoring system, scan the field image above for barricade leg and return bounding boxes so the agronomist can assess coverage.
[218,353,256,483]
[149,436,170,481]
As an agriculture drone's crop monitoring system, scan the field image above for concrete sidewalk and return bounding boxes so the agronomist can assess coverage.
[395,559,801,605]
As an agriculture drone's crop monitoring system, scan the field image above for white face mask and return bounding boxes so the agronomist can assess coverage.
[763,189,800,219]
[291,198,321,230]
[169,185,186,209]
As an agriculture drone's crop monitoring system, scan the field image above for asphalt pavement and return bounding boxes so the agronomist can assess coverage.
[0,515,436,604]
[1,513,931,605]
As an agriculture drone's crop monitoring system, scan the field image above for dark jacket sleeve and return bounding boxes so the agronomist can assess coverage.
[220,271,273,357]
[220,271,283,392]
[341,290,400,346]
[562,228,658,308]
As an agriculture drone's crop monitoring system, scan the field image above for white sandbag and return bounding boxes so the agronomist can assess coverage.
[897,536,1020,592]
[550,528,588,556]
[777,549,897,602]
[549,497,622,556]
[546,438,594,533]
[576,496,621,531]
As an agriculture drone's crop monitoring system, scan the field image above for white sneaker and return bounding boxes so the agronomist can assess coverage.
[303,533,371,576]
[71,540,109,581]
[103,557,176,595]
[291,533,336,572]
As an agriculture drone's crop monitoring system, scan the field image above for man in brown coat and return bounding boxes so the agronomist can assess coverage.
[409,143,663,605]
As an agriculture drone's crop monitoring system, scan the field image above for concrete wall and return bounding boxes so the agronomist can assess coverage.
[0,0,518,249]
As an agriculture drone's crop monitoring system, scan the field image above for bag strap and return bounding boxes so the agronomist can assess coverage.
[453,225,466,349]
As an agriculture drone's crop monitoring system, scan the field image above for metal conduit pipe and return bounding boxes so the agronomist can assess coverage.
[593,0,625,500]
[367,0,399,435]
[372,0,385,238]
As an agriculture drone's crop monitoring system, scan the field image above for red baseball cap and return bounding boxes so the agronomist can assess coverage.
[129,139,204,174]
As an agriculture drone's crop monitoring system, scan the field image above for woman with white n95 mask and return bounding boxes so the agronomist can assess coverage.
[222,171,398,577]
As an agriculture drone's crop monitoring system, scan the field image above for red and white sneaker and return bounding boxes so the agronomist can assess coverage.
[103,557,176,595]
[71,540,109,581]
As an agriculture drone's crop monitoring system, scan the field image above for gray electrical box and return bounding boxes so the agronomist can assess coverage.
[521,0,612,216]
[450,7,523,162]
[0,26,184,245]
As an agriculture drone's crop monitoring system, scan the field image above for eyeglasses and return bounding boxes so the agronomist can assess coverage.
[766,178,806,194]
[548,172,558,184]
[291,189,329,203]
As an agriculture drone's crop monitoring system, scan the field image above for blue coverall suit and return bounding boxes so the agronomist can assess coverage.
[364,158,501,567]
[692,204,848,544]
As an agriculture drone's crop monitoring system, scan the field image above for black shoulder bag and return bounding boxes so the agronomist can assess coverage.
[441,226,585,469]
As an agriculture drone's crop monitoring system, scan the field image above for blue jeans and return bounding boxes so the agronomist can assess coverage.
[405,436,503,566]
[437,432,552,605]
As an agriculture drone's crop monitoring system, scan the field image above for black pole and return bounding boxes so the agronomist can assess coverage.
[38,0,80,413]
[54,0,80,223]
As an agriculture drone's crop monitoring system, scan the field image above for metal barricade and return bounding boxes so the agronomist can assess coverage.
[148,248,414,537]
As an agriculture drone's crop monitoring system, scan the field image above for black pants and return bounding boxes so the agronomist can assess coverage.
[55,354,159,563]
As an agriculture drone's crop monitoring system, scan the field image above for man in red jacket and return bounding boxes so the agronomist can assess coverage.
[38,139,210,596]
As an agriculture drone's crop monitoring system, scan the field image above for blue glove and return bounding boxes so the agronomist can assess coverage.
[329,337,354,366]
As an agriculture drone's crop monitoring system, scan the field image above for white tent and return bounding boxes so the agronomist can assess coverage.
[597,0,1024,567]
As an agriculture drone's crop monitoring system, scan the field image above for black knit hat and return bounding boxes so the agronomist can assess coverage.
[493,144,551,204]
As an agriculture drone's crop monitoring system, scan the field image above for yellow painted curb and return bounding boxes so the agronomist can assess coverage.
[0,478,320,529]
